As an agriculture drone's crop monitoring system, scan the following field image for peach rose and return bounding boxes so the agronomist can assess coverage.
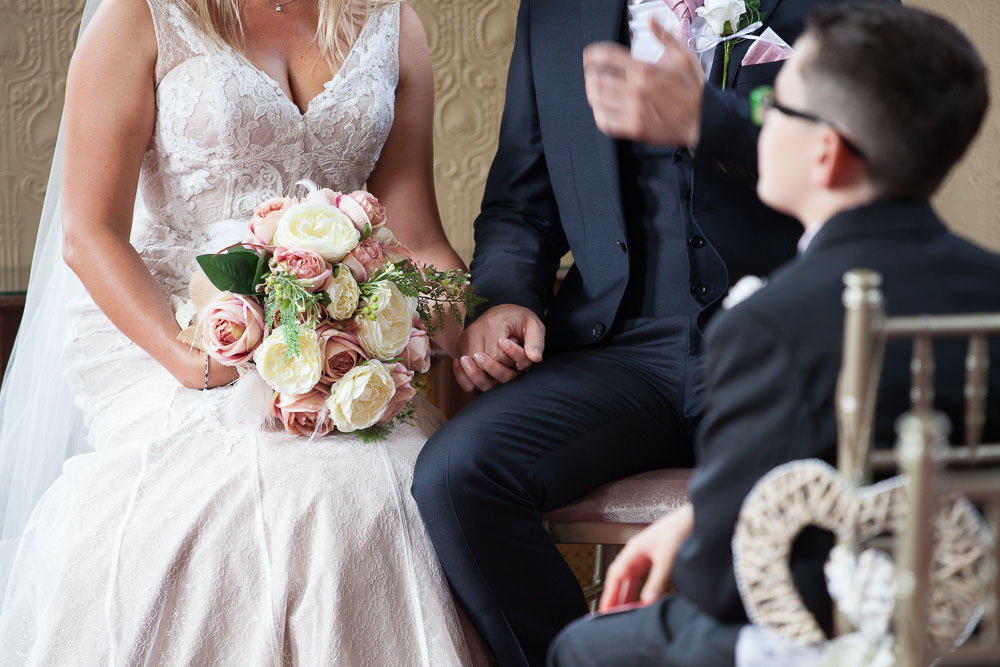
[379,362,416,424]
[342,237,385,283]
[335,191,387,233]
[402,327,432,374]
[304,187,342,207]
[270,247,333,292]
[317,324,369,383]
[202,292,267,366]
[247,196,296,245]
[269,387,334,437]
[372,226,421,268]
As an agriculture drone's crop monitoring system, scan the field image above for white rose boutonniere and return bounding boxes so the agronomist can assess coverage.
[697,0,746,36]
[722,275,767,309]
[695,0,765,89]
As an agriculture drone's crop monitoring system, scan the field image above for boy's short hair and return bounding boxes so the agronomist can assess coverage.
[800,2,989,199]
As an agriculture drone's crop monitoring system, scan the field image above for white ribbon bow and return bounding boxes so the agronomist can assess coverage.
[688,20,787,54]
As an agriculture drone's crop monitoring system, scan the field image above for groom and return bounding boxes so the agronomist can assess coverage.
[412,1,856,664]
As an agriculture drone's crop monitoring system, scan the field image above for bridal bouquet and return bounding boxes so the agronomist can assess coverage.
[178,184,482,441]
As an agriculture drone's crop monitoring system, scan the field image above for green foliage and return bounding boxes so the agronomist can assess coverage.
[262,271,328,360]
[197,246,269,295]
[721,4,766,90]
[357,405,416,443]
[358,422,394,443]
[357,261,485,334]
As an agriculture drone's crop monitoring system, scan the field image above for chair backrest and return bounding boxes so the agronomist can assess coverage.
[835,269,1000,665]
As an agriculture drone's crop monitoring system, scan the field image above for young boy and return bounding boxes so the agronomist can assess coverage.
[549,4,1000,665]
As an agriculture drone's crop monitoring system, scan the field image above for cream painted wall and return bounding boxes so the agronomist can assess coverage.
[1,0,998,290]
[907,0,1000,252]
[1,0,86,291]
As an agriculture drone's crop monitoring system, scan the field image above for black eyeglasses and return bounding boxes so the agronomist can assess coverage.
[750,86,865,160]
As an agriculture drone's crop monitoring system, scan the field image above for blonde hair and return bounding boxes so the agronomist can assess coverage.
[184,0,388,66]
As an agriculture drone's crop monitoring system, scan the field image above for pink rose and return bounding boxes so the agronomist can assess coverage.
[372,226,421,270]
[335,191,387,233]
[317,324,369,383]
[270,247,333,292]
[304,187,342,207]
[379,362,416,424]
[203,293,266,366]
[269,387,334,437]
[342,237,385,283]
[247,196,296,245]
[402,328,432,374]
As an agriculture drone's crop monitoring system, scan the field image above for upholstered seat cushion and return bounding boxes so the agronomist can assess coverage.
[544,468,692,525]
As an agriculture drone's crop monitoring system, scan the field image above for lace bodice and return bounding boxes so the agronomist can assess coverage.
[135,0,399,294]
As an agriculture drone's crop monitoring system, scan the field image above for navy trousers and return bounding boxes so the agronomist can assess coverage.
[411,317,700,667]
[548,595,742,667]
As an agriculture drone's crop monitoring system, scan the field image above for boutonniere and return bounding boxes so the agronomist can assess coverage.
[722,274,767,309]
[696,0,766,89]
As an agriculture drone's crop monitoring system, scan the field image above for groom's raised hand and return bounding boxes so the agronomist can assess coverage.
[583,16,705,148]
[453,304,545,393]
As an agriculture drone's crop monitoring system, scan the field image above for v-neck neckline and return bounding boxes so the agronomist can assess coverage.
[175,1,378,118]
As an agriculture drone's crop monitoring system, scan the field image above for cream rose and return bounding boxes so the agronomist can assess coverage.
[696,0,746,36]
[325,265,361,321]
[355,281,418,360]
[273,202,361,263]
[253,327,324,395]
[326,360,397,432]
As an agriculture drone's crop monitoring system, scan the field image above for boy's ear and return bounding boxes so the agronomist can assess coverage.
[816,128,863,189]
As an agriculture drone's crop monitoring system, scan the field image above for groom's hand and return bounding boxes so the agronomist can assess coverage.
[453,304,545,393]
[583,17,705,149]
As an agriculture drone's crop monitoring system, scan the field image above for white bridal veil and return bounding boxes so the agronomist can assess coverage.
[0,0,107,602]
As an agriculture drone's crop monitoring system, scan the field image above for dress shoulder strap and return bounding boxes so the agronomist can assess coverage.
[353,2,400,89]
[143,0,212,85]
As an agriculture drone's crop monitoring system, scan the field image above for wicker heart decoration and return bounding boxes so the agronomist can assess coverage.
[731,460,992,648]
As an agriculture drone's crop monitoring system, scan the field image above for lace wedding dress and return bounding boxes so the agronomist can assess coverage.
[0,1,481,664]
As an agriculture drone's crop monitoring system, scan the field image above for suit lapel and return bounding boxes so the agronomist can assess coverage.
[708,0,784,88]
[580,0,627,230]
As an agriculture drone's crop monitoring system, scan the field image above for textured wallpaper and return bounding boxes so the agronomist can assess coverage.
[909,0,1000,253]
[1,0,998,291]
[410,0,518,264]
[0,0,86,291]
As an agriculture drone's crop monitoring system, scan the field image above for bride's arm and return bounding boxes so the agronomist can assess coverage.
[60,0,236,390]
[366,3,465,358]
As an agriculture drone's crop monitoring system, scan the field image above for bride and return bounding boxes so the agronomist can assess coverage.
[0,0,485,664]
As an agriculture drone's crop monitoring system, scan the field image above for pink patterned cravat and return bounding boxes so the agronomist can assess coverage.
[664,0,704,49]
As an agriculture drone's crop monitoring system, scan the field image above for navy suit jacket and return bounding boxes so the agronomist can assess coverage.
[469,0,844,348]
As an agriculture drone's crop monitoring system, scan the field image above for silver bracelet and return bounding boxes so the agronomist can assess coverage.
[202,354,210,391]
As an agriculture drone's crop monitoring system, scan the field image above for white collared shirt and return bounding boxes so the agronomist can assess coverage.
[629,0,718,77]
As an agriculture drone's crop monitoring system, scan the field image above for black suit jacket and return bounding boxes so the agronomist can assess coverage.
[673,199,1000,630]
[469,0,844,347]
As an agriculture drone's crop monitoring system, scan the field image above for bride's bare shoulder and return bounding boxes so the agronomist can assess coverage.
[71,0,158,82]
[397,2,430,85]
